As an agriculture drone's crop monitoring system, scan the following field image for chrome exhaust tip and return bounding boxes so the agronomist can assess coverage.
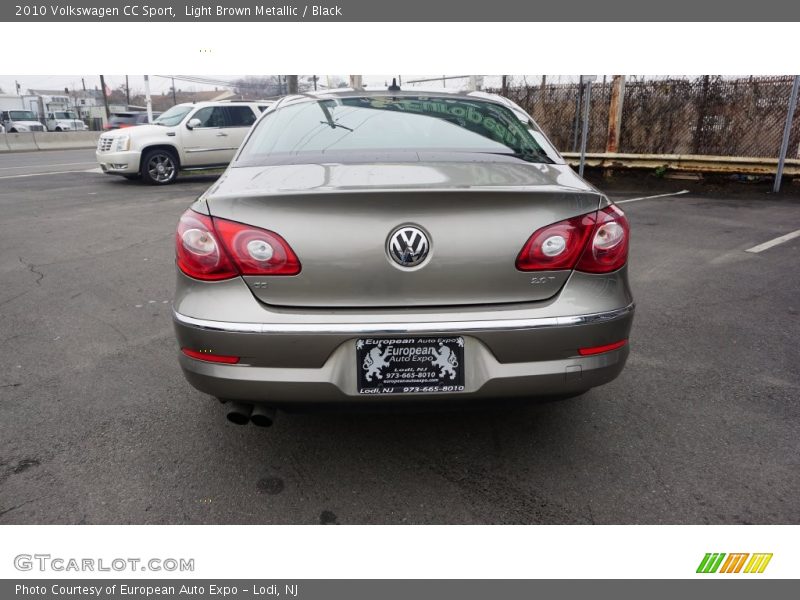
[226,401,253,425]
[250,405,277,428]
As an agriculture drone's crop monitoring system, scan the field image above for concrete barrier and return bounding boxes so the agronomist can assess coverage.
[4,132,38,152]
[0,131,101,153]
[33,131,101,151]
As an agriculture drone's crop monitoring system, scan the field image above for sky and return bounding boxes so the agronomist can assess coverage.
[0,74,509,96]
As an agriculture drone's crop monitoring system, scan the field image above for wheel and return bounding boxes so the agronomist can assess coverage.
[55,127,62,132]
[140,148,178,185]
[9,129,17,133]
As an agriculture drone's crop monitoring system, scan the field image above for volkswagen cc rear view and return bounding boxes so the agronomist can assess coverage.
[172,90,634,426]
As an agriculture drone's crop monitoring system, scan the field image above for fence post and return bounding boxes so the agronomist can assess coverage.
[606,75,626,153]
[774,74,800,194]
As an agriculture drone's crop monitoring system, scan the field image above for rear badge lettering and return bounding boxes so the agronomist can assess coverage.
[530,276,556,285]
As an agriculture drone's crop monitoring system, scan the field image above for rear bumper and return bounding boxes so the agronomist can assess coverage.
[173,284,634,404]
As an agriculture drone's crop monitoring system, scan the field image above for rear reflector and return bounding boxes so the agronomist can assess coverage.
[578,339,628,356]
[181,348,240,364]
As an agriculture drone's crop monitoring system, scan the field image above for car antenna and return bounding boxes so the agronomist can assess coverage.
[387,78,401,92]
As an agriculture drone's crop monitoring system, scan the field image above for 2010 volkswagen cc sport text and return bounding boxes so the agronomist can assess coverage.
[171,90,634,426]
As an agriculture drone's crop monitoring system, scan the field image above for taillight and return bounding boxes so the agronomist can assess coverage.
[515,205,629,274]
[176,210,237,280]
[515,212,596,271]
[213,218,301,276]
[176,209,301,281]
[575,205,630,273]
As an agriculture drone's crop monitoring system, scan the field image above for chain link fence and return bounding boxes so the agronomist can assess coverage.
[489,75,800,159]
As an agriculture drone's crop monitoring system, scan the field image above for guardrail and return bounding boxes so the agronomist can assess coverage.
[0,131,101,152]
[562,152,800,177]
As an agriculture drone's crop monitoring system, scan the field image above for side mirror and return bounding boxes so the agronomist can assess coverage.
[187,118,202,130]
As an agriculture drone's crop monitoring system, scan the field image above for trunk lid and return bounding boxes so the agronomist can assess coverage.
[206,159,603,308]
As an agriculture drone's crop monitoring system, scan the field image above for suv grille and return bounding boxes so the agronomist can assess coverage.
[98,138,113,152]
[29,125,44,132]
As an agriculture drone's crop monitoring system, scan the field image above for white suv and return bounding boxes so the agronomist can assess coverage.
[96,101,270,185]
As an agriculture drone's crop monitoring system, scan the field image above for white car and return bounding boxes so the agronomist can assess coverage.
[96,101,270,185]
[46,111,88,132]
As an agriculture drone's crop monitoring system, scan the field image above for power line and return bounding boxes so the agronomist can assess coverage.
[155,75,279,90]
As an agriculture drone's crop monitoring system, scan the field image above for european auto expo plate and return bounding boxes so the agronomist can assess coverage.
[356,336,466,395]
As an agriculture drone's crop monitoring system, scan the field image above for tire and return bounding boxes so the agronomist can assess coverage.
[140,148,179,185]
[55,127,62,132]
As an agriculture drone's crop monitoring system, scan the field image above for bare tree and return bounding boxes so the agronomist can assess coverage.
[232,76,282,98]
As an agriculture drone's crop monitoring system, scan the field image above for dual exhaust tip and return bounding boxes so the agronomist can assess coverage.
[225,402,276,427]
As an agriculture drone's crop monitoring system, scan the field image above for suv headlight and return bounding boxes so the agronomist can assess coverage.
[16,125,29,132]
[113,135,130,152]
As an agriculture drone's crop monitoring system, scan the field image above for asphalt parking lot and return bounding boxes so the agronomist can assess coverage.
[1,149,799,524]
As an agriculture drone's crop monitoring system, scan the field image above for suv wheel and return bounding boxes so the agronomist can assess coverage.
[141,148,178,185]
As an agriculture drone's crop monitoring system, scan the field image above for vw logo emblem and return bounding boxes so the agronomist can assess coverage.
[387,226,430,268]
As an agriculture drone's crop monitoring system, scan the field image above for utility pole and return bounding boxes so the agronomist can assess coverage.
[81,78,86,91]
[99,75,111,122]
[501,75,508,97]
[287,75,298,94]
[143,75,153,123]
[349,75,363,90]
[171,77,177,104]
[125,75,130,105]
[312,75,318,91]
[605,75,626,154]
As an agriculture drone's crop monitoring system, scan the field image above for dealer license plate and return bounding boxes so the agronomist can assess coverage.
[356,336,465,395]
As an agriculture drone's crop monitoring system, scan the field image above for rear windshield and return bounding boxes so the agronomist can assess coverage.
[237,96,556,164]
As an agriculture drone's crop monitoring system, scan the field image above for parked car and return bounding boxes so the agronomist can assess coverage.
[103,111,161,130]
[0,110,45,132]
[46,111,87,131]
[96,101,269,184]
[171,90,634,427]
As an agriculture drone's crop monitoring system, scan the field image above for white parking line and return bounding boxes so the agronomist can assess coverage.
[745,229,800,253]
[616,190,690,204]
[0,168,102,180]
[0,161,96,171]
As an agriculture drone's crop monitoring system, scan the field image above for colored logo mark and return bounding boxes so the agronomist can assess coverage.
[696,553,773,574]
